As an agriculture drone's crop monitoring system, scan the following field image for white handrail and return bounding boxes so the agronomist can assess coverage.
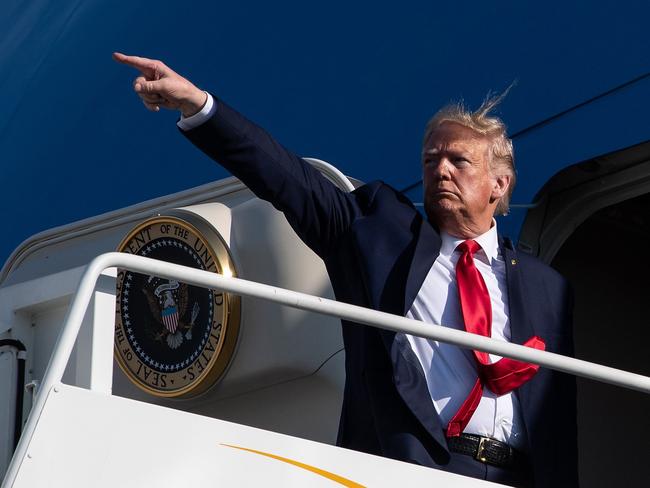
[5,251,650,486]
[40,252,650,396]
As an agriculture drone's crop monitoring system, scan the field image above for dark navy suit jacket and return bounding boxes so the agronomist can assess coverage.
[182,99,578,487]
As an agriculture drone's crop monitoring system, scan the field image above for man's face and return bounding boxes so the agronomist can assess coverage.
[422,121,505,237]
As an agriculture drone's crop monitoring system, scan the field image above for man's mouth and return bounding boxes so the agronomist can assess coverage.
[431,189,456,197]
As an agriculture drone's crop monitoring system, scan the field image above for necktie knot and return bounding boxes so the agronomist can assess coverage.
[456,239,481,256]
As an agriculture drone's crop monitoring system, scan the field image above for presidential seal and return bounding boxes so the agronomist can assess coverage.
[115,213,240,398]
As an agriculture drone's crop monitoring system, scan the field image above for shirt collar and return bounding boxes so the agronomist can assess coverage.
[439,220,499,264]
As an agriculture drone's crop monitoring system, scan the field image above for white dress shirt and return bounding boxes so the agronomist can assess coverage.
[406,223,528,450]
[178,96,527,449]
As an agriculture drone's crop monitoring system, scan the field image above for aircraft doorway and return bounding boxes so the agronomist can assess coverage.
[519,141,650,487]
[552,196,650,487]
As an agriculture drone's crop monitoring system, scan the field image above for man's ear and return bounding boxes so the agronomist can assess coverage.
[490,174,511,202]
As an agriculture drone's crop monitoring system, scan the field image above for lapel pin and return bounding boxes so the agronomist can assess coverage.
[511,259,517,266]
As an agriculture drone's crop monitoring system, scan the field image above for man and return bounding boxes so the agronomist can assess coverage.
[113,53,577,487]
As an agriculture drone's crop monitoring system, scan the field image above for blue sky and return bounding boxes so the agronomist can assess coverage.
[1,0,648,265]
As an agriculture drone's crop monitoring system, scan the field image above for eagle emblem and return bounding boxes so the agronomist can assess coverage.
[115,215,240,397]
[142,276,200,349]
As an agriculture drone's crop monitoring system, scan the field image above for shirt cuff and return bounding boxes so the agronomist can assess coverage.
[177,92,216,131]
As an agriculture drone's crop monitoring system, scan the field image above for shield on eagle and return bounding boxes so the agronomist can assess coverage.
[161,305,179,334]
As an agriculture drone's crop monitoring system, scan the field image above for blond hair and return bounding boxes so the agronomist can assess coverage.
[423,88,515,215]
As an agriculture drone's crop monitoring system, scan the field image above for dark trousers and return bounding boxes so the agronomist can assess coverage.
[438,451,532,487]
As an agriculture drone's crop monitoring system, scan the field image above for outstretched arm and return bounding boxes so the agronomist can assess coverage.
[113,53,361,257]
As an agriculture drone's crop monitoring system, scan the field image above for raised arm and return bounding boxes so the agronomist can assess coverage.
[113,53,361,257]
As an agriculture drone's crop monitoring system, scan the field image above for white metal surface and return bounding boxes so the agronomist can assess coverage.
[9,384,496,487]
[74,271,116,393]
[5,251,650,487]
[0,178,245,286]
[0,196,346,447]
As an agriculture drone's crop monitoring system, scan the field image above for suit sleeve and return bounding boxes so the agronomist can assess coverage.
[180,97,360,258]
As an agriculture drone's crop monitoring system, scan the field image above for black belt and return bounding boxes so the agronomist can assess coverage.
[446,433,528,470]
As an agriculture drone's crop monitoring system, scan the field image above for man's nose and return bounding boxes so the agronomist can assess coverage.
[429,158,452,180]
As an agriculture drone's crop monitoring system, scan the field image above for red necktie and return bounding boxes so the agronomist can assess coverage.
[446,240,545,438]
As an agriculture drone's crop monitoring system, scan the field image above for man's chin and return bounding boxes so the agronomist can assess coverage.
[424,200,458,224]
[426,197,457,213]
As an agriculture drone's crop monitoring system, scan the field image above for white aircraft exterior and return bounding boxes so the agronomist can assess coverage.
[1,156,650,486]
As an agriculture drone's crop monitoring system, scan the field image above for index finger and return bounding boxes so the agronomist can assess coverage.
[112,52,162,75]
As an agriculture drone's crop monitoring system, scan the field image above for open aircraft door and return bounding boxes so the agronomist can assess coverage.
[519,140,650,487]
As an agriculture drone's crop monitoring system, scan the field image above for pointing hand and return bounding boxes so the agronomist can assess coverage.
[112,52,207,117]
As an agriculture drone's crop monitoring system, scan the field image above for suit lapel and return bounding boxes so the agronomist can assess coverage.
[502,240,536,344]
[390,333,449,450]
[501,239,537,448]
[403,218,441,316]
[379,216,448,449]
